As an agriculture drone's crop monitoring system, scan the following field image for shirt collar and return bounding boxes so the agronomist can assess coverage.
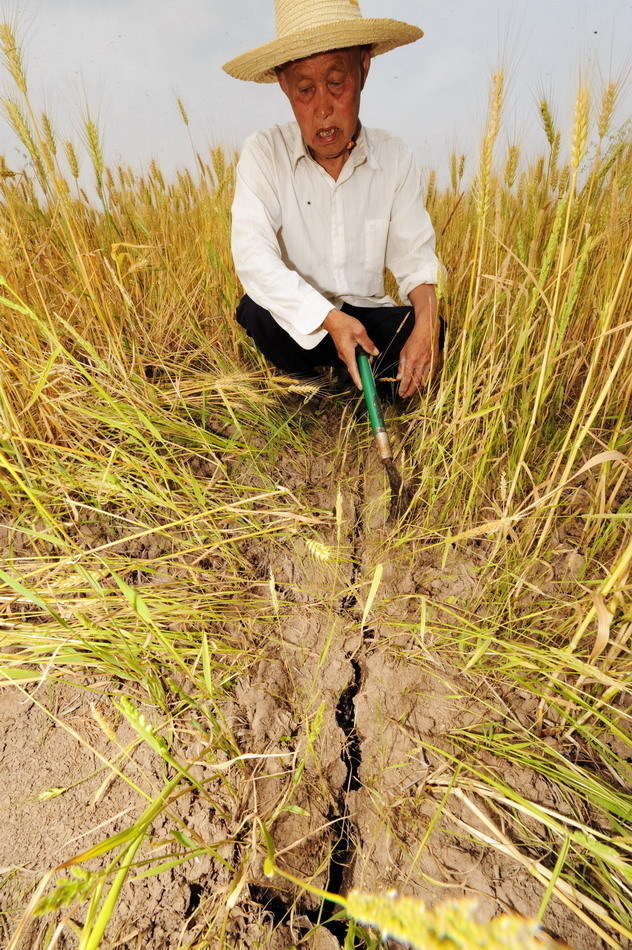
[291,124,380,172]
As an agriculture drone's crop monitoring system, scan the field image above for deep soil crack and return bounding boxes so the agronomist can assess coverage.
[320,487,367,943]
[248,491,369,946]
[341,489,364,612]
[322,656,363,942]
[335,659,363,794]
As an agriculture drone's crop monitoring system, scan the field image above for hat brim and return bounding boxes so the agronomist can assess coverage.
[222,19,423,83]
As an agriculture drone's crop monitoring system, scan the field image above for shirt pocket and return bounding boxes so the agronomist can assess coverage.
[364,219,389,294]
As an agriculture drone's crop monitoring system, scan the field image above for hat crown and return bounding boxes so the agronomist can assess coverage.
[223,0,422,83]
[276,0,363,38]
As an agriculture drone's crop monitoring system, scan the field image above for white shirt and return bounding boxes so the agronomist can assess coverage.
[231,122,439,349]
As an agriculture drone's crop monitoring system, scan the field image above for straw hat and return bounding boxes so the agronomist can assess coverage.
[222,0,423,83]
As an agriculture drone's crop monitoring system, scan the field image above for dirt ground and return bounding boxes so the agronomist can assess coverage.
[0,403,618,949]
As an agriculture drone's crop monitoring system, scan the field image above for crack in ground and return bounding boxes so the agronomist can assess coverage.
[335,659,363,795]
[321,656,363,943]
[340,487,363,612]
[251,671,364,946]
[319,485,369,944]
[249,491,370,946]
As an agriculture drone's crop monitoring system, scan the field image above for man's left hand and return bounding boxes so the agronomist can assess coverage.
[397,285,440,398]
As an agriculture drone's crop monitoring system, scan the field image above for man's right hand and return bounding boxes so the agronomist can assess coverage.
[321,309,379,390]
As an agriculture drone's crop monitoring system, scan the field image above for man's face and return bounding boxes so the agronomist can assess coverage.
[278,48,371,171]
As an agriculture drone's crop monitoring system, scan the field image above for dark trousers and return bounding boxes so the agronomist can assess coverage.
[236,294,442,385]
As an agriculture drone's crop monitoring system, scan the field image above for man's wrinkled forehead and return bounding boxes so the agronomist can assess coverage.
[277,46,366,78]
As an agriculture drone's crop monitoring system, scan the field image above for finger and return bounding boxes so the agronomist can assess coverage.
[398,372,412,396]
[345,350,362,390]
[357,330,379,357]
[399,363,423,397]
[398,352,416,384]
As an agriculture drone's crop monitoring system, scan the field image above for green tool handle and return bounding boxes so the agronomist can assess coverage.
[356,349,392,462]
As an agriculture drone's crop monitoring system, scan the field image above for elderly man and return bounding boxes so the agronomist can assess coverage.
[223,0,440,398]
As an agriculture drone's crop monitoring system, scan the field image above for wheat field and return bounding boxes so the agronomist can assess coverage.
[0,24,631,950]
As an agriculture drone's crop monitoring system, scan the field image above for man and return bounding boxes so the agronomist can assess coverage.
[223,0,440,399]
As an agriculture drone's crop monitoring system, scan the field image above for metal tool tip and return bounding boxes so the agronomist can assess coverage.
[384,461,410,521]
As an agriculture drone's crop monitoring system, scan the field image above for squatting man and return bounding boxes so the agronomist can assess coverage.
[223,0,441,399]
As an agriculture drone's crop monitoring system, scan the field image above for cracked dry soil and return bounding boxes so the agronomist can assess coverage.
[0,403,609,949]
[218,423,603,950]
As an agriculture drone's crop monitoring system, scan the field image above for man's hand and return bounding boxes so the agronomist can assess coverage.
[322,308,379,389]
[397,285,440,398]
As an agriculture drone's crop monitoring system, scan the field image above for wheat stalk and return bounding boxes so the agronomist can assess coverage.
[84,112,104,191]
[504,144,519,188]
[64,141,80,180]
[571,85,590,171]
[539,98,556,148]
[0,22,27,95]
[597,80,618,141]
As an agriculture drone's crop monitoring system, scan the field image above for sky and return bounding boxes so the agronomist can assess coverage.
[1,0,630,186]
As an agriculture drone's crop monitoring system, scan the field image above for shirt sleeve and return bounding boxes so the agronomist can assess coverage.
[385,141,439,302]
[231,133,333,344]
